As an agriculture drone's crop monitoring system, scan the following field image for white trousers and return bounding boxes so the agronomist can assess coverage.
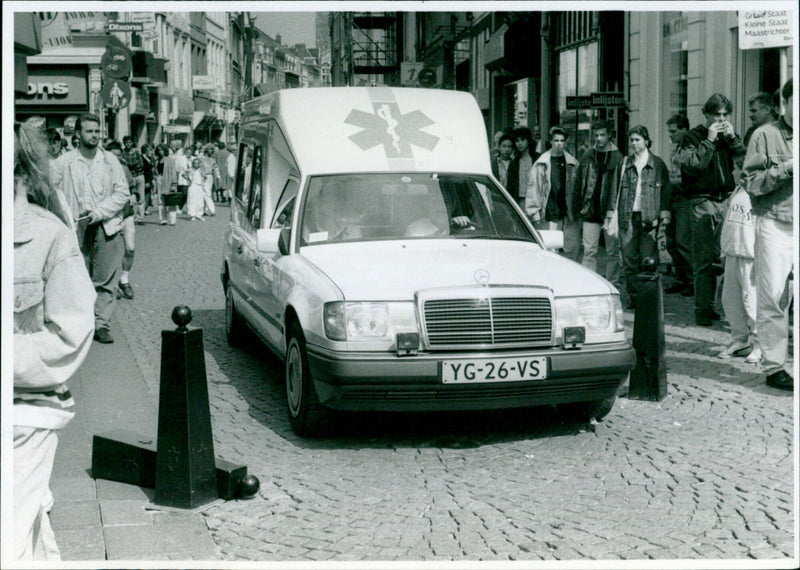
[721,255,757,346]
[13,426,61,561]
[754,216,793,374]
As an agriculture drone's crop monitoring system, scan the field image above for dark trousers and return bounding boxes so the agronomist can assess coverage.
[621,212,659,302]
[666,199,693,285]
[690,198,726,319]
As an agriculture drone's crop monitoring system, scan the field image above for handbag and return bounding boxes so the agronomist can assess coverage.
[603,157,626,238]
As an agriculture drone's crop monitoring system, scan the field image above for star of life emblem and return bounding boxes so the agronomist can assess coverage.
[345,102,439,158]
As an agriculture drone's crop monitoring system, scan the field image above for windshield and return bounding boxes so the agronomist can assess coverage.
[299,173,535,246]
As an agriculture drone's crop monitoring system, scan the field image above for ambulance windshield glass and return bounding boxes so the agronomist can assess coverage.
[299,174,535,246]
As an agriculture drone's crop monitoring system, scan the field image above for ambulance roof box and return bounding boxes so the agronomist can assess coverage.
[241,87,491,176]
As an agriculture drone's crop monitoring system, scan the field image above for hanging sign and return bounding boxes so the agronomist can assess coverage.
[101,47,132,79]
[102,78,132,110]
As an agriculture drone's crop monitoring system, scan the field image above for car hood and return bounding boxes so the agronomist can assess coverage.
[299,240,615,299]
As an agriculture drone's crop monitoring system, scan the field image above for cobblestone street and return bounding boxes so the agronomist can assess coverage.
[112,208,796,563]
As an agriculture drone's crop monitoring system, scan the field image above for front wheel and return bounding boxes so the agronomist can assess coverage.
[285,324,328,437]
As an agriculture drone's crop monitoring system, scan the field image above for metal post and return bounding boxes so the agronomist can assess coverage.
[628,257,668,401]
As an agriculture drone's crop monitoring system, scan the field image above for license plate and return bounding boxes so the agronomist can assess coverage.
[441,357,548,384]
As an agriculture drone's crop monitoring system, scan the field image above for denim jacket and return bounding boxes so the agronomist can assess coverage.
[617,151,672,229]
[14,194,96,429]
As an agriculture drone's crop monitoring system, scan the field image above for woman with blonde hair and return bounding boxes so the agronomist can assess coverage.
[13,120,96,560]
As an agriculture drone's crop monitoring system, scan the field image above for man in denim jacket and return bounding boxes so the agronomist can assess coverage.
[745,79,794,391]
[51,114,130,344]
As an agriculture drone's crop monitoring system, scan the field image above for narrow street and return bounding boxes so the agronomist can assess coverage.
[62,206,796,562]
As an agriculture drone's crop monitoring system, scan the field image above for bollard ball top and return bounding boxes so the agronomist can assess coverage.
[642,257,658,273]
[171,305,192,328]
[239,474,260,499]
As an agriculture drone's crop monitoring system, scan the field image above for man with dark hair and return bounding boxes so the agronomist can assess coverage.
[526,126,581,261]
[574,119,623,283]
[509,127,538,207]
[51,115,130,344]
[745,79,794,391]
[664,114,694,295]
[744,92,778,147]
[676,94,747,326]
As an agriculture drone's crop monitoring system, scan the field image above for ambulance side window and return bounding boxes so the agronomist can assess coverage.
[247,146,264,230]
[235,143,255,208]
[271,179,299,230]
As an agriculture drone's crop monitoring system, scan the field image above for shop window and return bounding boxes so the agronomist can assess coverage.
[235,143,255,206]
[557,41,598,155]
[661,12,689,120]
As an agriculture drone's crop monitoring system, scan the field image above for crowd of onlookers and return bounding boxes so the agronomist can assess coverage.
[492,79,794,392]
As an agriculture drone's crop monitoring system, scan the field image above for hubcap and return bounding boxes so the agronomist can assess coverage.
[286,339,303,416]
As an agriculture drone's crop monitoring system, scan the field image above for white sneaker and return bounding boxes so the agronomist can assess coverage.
[718,342,751,358]
[745,346,762,364]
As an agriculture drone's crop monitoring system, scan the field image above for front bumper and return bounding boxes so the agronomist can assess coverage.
[306,343,636,412]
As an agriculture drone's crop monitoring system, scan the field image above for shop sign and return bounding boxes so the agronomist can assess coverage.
[38,12,112,49]
[401,62,425,86]
[16,66,88,106]
[591,92,625,107]
[107,21,144,33]
[739,10,795,49]
[193,75,215,91]
[566,96,592,110]
[163,124,191,134]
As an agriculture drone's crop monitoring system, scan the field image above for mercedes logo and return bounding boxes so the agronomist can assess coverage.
[474,268,490,286]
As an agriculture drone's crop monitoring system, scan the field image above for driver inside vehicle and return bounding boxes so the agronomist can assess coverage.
[305,183,364,243]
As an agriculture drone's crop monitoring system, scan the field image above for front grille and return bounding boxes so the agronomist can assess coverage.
[423,296,553,349]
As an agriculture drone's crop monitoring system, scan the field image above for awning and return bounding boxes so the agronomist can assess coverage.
[194,115,225,132]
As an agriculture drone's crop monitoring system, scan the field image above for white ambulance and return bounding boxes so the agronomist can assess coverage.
[221,87,634,436]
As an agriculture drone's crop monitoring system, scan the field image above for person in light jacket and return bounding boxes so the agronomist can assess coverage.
[615,125,672,308]
[50,114,130,344]
[13,120,96,560]
[525,126,581,261]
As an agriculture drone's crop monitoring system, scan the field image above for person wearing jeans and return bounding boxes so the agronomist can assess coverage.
[745,78,794,391]
[676,93,747,326]
[575,119,623,285]
[526,126,581,262]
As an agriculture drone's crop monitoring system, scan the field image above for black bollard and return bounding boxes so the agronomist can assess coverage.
[91,305,258,503]
[628,257,667,401]
[152,306,219,509]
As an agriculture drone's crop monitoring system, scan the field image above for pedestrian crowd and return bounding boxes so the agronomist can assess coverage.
[491,79,793,392]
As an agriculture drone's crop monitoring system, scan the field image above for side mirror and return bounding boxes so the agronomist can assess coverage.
[256,228,290,255]
[538,229,564,251]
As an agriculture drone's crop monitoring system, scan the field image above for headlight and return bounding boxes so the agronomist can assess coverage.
[554,295,624,343]
[323,302,419,342]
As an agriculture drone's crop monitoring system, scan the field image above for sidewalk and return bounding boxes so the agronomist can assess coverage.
[50,315,219,562]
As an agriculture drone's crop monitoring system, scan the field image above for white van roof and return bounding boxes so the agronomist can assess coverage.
[242,87,492,176]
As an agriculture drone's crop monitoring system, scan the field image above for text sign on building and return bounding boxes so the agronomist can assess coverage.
[400,62,425,86]
[15,66,88,107]
[739,10,795,49]
[591,92,625,107]
[107,21,144,33]
[566,96,592,110]
[192,75,215,91]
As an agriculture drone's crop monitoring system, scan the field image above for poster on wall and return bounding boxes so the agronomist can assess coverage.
[738,9,795,49]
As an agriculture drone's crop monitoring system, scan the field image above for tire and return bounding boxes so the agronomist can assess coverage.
[225,282,247,347]
[285,324,328,437]
[560,396,617,424]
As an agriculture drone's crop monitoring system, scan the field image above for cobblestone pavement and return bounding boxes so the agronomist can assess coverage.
[114,208,797,564]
